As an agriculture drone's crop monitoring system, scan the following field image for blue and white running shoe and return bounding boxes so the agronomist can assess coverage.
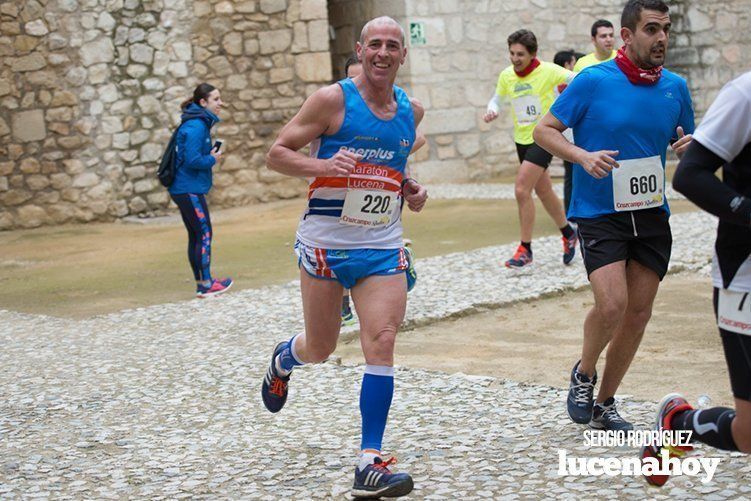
[567,360,597,424]
[261,342,290,413]
[352,457,413,499]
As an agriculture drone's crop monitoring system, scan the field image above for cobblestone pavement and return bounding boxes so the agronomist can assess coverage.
[2,201,748,498]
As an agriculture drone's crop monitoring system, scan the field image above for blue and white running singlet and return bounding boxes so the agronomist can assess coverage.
[296,78,416,250]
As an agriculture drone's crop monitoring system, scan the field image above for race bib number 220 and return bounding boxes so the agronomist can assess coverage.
[340,190,398,227]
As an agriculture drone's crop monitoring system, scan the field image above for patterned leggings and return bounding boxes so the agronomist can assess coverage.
[171,193,212,281]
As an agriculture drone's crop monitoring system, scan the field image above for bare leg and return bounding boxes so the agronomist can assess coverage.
[579,261,628,377]
[534,170,569,228]
[293,269,344,363]
[515,161,547,243]
[351,274,407,366]
[596,260,660,402]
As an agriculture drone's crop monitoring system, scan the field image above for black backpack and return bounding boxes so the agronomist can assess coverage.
[156,128,180,187]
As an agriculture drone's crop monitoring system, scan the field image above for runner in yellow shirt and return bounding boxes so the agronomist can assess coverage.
[484,29,577,268]
[573,19,616,72]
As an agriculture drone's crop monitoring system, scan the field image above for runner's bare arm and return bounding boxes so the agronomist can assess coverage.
[404,97,428,212]
[534,112,620,180]
[411,129,426,153]
[267,84,359,178]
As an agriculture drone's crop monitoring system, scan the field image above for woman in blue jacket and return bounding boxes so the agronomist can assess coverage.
[170,83,233,298]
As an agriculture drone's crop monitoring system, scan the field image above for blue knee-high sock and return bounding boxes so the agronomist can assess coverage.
[360,365,395,452]
[276,334,304,374]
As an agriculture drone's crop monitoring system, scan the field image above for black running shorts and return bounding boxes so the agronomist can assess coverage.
[714,288,751,401]
[576,208,672,280]
[515,142,553,169]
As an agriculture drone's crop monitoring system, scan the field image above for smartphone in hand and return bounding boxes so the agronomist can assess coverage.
[213,140,223,152]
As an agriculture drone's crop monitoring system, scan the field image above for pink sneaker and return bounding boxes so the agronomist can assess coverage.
[196,278,233,298]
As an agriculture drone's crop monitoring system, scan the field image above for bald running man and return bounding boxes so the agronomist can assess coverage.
[261,17,427,499]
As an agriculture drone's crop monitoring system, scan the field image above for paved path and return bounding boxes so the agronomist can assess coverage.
[3,200,748,498]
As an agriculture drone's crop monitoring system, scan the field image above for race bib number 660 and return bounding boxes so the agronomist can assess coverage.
[718,289,751,336]
[612,156,664,211]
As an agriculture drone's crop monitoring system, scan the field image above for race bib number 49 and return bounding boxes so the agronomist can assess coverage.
[612,156,664,211]
[718,289,751,336]
[512,95,542,125]
[340,190,398,227]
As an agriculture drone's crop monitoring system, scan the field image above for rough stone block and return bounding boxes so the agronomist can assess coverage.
[260,0,286,14]
[11,54,46,72]
[15,35,40,52]
[687,6,712,32]
[19,158,41,173]
[26,174,50,190]
[226,74,249,90]
[259,29,292,54]
[129,196,148,213]
[2,189,33,206]
[215,1,234,13]
[269,68,293,83]
[72,172,100,188]
[299,0,327,20]
[244,38,260,55]
[130,43,155,64]
[411,158,468,183]
[207,56,234,76]
[11,110,46,142]
[51,91,78,107]
[50,173,72,189]
[308,20,329,51]
[17,205,48,228]
[223,32,243,56]
[193,1,210,16]
[171,41,192,61]
[140,143,162,162]
[137,95,161,114]
[421,107,476,135]
[25,19,49,36]
[295,52,332,82]
[236,1,257,13]
[45,107,74,122]
[80,37,115,66]
[63,159,85,174]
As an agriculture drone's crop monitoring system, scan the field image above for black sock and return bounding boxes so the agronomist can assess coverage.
[672,407,739,451]
[521,241,532,252]
[560,224,575,239]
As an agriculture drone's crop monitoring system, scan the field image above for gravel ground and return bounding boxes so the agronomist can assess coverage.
[2,185,747,499]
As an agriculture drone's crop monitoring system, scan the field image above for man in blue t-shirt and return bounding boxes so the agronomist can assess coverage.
[534,0,695,431]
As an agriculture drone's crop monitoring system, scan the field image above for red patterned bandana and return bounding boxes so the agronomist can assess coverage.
[614,46,662,85]
[514,57,540,78]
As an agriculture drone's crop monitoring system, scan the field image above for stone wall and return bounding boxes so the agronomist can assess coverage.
[667,0,751,114]
[0,0,333,230]
[397,0,751,183]
[3,0,750,230]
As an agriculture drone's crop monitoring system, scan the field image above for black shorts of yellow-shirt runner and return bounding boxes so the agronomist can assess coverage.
[515,142,553,169]
[576,207,672,280]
